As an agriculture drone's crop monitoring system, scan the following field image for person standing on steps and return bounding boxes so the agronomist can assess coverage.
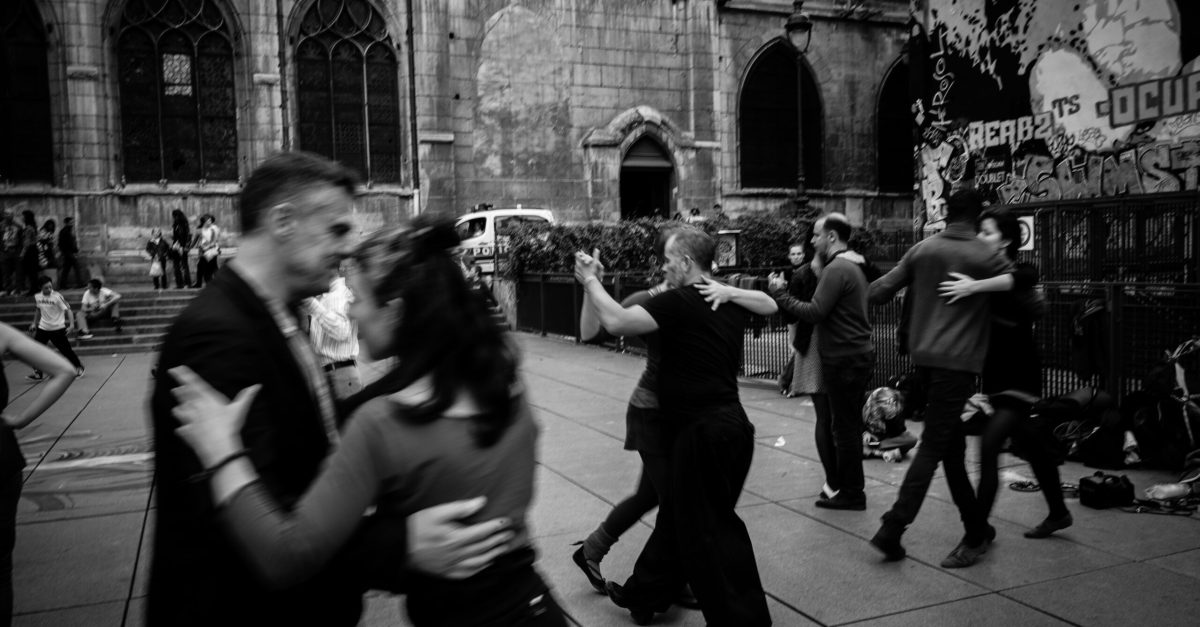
[27,276,84,380]
[57,217,83,289]
[170,210,193,289]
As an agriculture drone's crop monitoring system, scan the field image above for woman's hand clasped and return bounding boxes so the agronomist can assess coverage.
[169,365,259,468]
[938,272,979,304]
[697,276,736,311]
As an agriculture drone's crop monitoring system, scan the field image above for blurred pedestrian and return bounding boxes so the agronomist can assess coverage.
[27,276,84,380]
[0,212,21,295]
[304,265,360,400]
[769,239,822,399]
[146,228,170,290]
[168,216,562,626]
[18,212,38,296]
[58,217,82,289]
[35,220,58,288]
[1,321,76,627]
[192,214,219,288]
[170,210,192,289]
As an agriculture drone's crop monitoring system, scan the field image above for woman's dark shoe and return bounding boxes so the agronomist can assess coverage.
[869,527,907,561]
[571,545,607,594]
[940,540,988,568]
[1024,513,1073,538]
[606,581,668,626]
[816,492,867,511]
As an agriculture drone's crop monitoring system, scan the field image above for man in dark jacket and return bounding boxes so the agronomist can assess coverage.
[866,189,1013,568]
[57,217,82,289]
[770,214,875,510]
[148,152,512,626]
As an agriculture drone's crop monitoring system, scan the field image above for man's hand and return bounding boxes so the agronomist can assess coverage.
[573,248,605,285]
[408,497,515,579]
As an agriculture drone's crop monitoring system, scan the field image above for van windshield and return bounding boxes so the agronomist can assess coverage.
[456,218,486,240]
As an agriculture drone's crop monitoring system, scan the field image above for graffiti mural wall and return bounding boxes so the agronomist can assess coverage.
[914,0,1200,228]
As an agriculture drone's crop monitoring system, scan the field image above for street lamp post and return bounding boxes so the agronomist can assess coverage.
[785,1,813,213]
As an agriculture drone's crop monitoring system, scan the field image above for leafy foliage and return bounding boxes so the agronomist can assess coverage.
[499,215,818,277]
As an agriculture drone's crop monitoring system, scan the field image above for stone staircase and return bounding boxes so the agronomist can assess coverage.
[0,287,196,356]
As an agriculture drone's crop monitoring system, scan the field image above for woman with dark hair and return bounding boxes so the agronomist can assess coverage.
[19,212,39,296]
[939,207,1072,539]
[193,214,220,288]
[773,239,823,398]
[170,210,192,289]
[167,216,566,626]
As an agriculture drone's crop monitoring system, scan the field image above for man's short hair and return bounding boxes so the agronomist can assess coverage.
[239,151,359,233]
[37,276,52,288]
[88,278,103,289]
[821,213,852,243]
[946,189,984,223]
[667,227,715,271]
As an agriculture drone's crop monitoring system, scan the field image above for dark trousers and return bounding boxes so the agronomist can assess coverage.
[33,328,82,370]
[881,367,986,542]
[171,250,191,288]
[1,470,19,627]
[603,453,664,539]
[1,254,22,293]
[59,254,82,288]
[622,405,770,627]
[195,256,217,287]
[817,352,874,498]
[977,405,1069,521]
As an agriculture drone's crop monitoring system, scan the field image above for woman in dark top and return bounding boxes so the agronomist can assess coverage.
[170,210,192,289]
[939,207,1071,539]
[19,212,39,296]
[0,322,77,627]
[773,240,823,398]
[35,220,58,287]
[168,217,566,626]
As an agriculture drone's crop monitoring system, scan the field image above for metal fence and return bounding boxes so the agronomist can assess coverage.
[511,274,1200,401]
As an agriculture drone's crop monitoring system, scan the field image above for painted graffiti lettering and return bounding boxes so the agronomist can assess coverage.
[996,141,1200,203]
[1105,70,1200,126]
[1051,95,1080,118]
[966,113,1052,151]
[928,29,954,129]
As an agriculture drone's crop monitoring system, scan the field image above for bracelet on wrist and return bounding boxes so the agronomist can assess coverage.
[188,449,250,484]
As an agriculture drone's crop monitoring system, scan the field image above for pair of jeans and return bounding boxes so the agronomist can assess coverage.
[171,249,191,288]
[621,405,770,626]
[881,367,987,543]
[817,352,874,498]
[59,253,83,288]
[977,404,1069,521]
[33,328,82,370]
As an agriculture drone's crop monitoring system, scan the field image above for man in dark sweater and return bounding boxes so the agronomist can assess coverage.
[575,228,775,626]
[769,213,875,510]
[867,189,1013,568]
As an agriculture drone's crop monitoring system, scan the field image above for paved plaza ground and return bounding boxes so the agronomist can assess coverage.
[8,333,1200,626]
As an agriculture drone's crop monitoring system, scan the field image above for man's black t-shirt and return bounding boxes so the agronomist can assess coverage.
[641,284,748,413]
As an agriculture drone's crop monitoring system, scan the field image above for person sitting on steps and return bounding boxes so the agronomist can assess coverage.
[76,279,123,340]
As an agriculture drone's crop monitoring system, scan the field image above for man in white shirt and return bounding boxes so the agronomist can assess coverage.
[76,278,123,339]
[28,276,85,379]
[304,267,360,399]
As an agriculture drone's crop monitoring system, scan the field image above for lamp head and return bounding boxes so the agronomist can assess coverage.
[785,1,813,53]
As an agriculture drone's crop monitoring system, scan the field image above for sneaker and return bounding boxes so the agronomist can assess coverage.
[113,319,124,334]
[869,526,907,561]
[78,332,94,340]
[571,545,607,594]
[25,372,45,382]
[75,367,85,379]
[1024,513,1073,539]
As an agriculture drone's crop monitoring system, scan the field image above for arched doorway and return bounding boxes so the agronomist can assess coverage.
[877,59,913,193]
[739,40,823,189]
[620,136,673,220]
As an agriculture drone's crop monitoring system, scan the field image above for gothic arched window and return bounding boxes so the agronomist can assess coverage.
[0,0,54,184]
[739,41,823,190]
[877,60,913,193]
[295,0,403,184]
[117,0,239,183]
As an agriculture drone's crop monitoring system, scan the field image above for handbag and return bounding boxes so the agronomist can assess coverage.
[149,260,164,277]
[1079,471,1134,509]
[202,247,219,261]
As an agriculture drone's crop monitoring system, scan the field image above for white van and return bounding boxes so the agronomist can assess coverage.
[455,207,555,275]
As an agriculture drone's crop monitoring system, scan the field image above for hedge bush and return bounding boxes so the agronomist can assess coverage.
[498,215,821,278]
